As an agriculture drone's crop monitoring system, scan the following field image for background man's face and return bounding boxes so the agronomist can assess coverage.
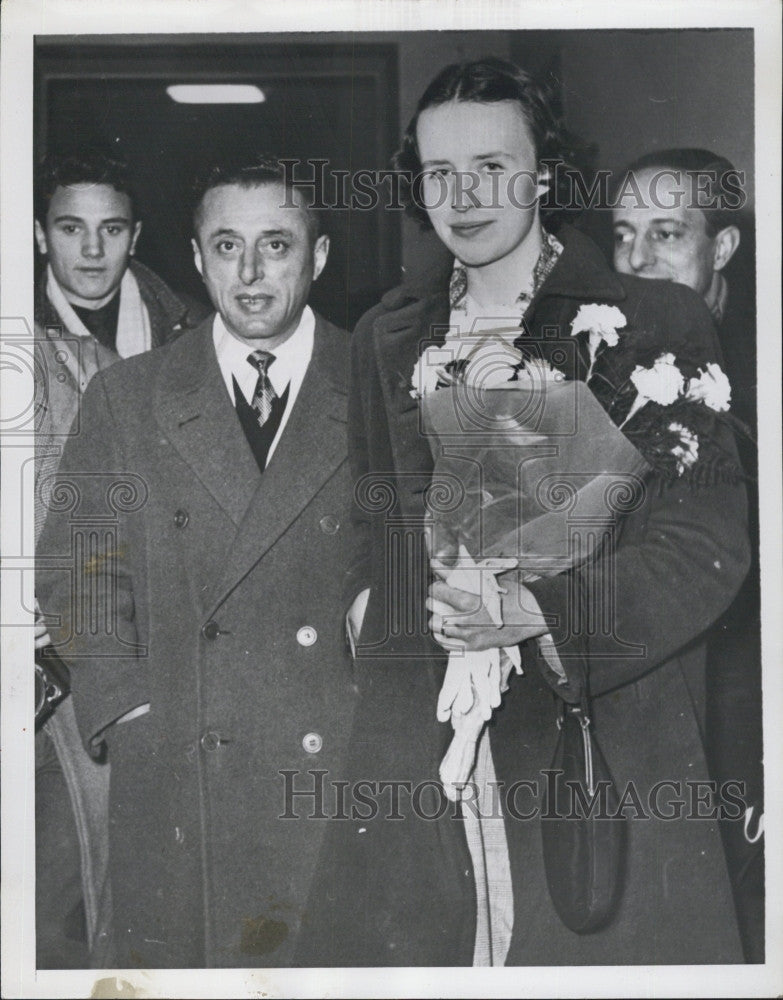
[192,182,328,349]
[612,167,718,296]
[34,183,141,308]
[416,99,543,269]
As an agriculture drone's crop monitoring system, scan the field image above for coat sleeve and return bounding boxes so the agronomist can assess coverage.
[35,369,149,747]
[527,470,750,700]
[526,282,751,701]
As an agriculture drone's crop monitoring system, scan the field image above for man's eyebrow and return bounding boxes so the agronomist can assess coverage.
[52,214,131,224]
[612,218,689,228]
[649,217,689,227]
[207,227,295,239]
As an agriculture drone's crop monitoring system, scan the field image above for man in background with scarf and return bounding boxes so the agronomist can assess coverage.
[34,148,207,967]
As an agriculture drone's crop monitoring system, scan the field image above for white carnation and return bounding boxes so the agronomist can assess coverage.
[669,422,700,475]
[570,303,627,338]
[571,303,627,369]
[630,352,685,407]
[686,362,732,412]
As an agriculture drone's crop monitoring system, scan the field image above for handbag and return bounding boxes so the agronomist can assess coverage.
[540,694,627,934]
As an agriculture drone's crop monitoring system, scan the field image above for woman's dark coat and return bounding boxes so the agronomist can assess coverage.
[299,226,748,966]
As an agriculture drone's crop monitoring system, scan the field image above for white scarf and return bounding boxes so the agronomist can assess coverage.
[45,264,152,359]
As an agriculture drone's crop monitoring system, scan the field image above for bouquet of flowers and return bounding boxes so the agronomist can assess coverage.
[412,304,745,800]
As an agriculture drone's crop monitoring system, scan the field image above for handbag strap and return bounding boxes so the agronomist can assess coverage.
[556,695,596,796]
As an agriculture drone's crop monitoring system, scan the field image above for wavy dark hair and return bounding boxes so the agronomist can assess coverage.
[35,149,137,222]
[190,153,323,243]
[393,57,586,228]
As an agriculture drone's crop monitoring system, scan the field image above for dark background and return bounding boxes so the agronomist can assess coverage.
[35,29,754,331]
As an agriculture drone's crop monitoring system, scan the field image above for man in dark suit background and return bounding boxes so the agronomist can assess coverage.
[612,148,755,432]
[36,155,356,967]
[612,148,762,961]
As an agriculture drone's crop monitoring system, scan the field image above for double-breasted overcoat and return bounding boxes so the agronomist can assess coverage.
[37,313,357,967]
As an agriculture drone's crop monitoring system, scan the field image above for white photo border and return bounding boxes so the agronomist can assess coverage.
[2,1,781,997]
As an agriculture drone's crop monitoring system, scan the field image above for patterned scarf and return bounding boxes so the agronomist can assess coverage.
[448,226,563,324]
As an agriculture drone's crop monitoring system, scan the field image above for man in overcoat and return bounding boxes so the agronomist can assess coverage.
[34,149,207,967]
[36,156,356,967]
[300,59,750,967]
[612,148,762,960]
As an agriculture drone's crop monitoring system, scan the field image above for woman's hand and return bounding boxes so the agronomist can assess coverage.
[427,573,549,652]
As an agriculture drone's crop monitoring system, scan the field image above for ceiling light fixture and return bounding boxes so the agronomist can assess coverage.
[166,84,266,104]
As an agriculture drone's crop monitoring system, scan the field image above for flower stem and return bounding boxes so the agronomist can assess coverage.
[619,393,647,429]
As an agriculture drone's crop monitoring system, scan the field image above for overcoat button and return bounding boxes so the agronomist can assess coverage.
[201,621,220,640]
[200,731,222,752]
[319,515,340,534]
[174,509,189,528]
[302,732,323,754]
[296,626,317,646]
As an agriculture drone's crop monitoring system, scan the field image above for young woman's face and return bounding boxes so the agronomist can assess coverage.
[416,99,543,267]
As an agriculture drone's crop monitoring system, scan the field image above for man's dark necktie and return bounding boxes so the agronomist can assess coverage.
[234,349,289,472]
[248,349,277,426]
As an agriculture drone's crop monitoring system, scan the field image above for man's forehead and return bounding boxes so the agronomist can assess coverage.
[199,181,309,227]
[47,182,133,218]
[615,168,709,226]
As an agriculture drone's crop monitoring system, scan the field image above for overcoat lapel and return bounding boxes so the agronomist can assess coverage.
[154,317,261,528]
[372,268,451,485]
[205,315,348,614]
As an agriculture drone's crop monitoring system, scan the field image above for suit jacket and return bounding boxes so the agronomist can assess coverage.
[36,312,357,967]
[300,226,748,966]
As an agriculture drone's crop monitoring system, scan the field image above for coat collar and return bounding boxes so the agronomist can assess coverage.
[531,224,626,303]
[379,224,626,310]
[154,313,349,614]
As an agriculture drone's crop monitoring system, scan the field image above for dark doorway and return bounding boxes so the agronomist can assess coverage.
[35,38,400,330]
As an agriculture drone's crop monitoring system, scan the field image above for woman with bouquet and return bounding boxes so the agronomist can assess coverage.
[300,58,749,967]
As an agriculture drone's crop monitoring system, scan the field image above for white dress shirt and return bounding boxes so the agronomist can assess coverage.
[212,305,315,465]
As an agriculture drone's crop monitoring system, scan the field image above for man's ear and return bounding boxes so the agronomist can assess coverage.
[535,165,551,200]
[712,225,740,272]
[34,219,48,256]
[129,220,142,257]
[312,234,330,282]
[192,238,204,278]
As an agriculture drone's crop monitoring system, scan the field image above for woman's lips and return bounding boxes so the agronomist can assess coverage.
[449,220,493,238]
